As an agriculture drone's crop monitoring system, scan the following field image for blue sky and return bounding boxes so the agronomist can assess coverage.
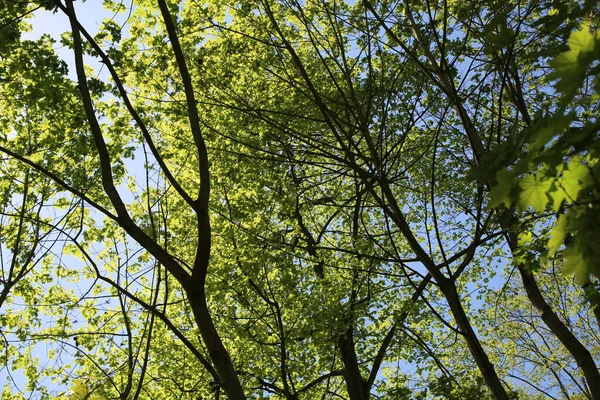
[23,1,128,80]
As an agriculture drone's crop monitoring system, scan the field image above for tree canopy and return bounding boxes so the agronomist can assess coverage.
[0,0,599,399]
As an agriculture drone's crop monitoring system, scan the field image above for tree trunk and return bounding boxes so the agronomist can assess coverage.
[519,267,600,398]
[376,186,510,400]
[435,42,600,397]
[439,281,509,400]
[339,325,370,400]
[187,291,246,400]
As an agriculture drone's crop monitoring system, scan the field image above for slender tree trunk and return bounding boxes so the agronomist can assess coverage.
[433,36,600,396]
[518,266,600,398]
[187,290,246,400]
[269,3,509,397]
[375,186,510,400]
[338,325,370,400]
[439,281,509,400]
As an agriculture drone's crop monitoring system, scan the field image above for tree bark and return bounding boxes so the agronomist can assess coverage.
[418,14,600,393]
[339,325,370,400]
[187,290,246,400]
[439,282,509,400]
[519,266,600,398]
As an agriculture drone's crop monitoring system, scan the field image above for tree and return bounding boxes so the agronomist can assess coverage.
[0,0,599,399]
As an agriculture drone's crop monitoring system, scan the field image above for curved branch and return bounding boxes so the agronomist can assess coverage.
[64,0,190,286]
[52,0,197,211]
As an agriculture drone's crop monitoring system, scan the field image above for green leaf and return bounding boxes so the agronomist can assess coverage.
[548,187,568,212]
[517,174,552,211]
[568,28,595,53]
[561,156,592,200]
[489,169,516,209]
[562,246,590,285]
[548,214,568,255]
[549,28,600,100]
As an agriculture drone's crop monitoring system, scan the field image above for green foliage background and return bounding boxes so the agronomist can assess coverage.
[0,0,599,399]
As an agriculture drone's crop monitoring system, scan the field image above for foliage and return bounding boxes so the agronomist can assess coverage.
[0,1,599,400]
[487,26,600,284]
